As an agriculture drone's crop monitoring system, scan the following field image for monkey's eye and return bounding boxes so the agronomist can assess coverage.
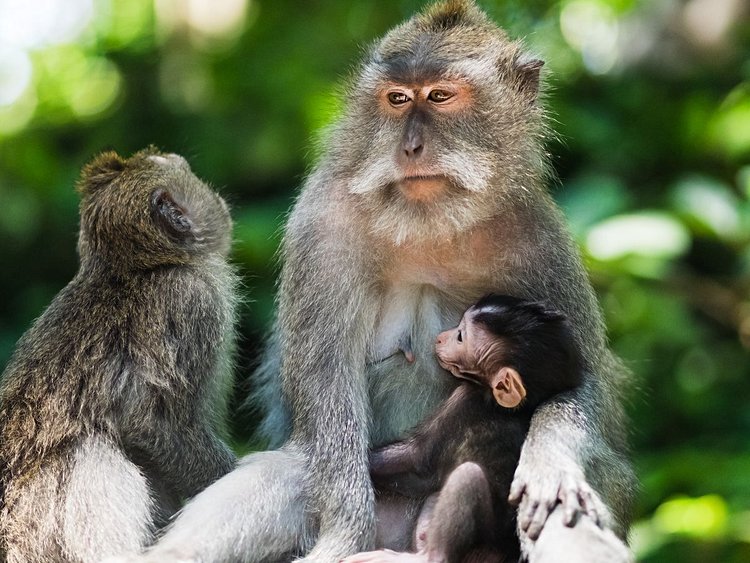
[387,92,410,106]
[457,330,463,343]
[428,89,453,103]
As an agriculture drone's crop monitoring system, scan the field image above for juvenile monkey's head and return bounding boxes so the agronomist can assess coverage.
[335,0,546,244]
[76,148,232,272]
[435,295,582,410]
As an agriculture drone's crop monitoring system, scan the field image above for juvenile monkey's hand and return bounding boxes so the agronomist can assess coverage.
[509,455,611,541]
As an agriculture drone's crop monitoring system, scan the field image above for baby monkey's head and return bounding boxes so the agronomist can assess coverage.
[435,294,583,410]
[76,148,232,271]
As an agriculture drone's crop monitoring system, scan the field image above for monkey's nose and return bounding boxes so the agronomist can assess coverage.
[402,123,424,160]
[404,143,424,158]
[403,140,423,159]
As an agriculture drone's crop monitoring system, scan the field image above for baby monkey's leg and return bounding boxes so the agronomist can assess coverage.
[420,462,500,563]
[344,462,504,563]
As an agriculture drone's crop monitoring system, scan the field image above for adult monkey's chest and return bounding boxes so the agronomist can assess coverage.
[365,228,503,445]
[366,281,489,445]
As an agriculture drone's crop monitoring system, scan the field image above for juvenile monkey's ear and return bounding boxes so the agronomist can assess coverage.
[491,366,527,408]
[151,189,194,239]
[77,151,126,194]
[512,57,544,100]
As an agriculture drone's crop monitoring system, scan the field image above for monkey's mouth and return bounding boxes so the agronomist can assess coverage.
[437,356,462,378]
[402,174,443,181]
[398,175,447,202]
[438,355,483,384]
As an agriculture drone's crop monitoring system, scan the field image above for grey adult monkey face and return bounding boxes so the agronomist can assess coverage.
[340,29,543,245]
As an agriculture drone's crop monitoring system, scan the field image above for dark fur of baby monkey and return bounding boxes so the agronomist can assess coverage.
[365,295,583,563]
[0,149,238,562]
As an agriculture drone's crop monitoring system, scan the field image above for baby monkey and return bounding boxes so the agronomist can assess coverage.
[0,149,237,562]
[352,295,584,563]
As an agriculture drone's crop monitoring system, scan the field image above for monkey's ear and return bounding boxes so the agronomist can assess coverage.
[512,57,544,100]
[491,366,526,408]
[77,151,126,194]
[151,189,194,239]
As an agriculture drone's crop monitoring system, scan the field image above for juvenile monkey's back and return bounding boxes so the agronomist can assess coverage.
[0,148,238,562]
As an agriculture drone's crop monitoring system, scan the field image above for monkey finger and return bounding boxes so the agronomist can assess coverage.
[525,500,555,540]
[508,478,527,505]
[578,487,604,528]
[517,495,538,532]
[581,491,602,528]
[586,504,601,529]
[558,473,585,525]
[560,487,584,527]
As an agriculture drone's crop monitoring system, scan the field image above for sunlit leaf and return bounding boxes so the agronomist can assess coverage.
[708,84,750,160]
[585,211,691,261]
[671,175,742,241]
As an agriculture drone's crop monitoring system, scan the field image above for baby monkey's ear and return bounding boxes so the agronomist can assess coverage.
[491,366,527,408]
[77,151,126,195]
[151,189,194,240]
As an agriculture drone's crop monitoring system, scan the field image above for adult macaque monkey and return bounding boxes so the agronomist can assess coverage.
[130,1,636,562]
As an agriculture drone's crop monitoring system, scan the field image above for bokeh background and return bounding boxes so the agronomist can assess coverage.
[0,0,748,560]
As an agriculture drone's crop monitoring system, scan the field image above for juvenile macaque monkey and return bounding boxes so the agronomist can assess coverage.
[128,1,636,562]
[348,295,583,563]
[0,149,237,562]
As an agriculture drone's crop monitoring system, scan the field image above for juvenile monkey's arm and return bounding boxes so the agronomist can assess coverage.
[370,385,475,497]
[370,442,439,498]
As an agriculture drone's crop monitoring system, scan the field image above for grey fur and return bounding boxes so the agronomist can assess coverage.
[118,448,312,563]
[0,149,238,562]
[137,1,636,561]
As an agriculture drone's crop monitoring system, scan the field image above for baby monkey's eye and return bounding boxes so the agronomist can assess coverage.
[457,330,462,343]
[388,92,410,106]
[428,89,453,103]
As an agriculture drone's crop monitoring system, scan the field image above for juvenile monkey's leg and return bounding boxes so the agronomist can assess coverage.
[131,447,311,563]
[344,463,498,563]
[422,462,496,563]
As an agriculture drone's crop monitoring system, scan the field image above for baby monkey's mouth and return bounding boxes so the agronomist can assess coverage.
[437,354,483,385]
[437,356,464,377]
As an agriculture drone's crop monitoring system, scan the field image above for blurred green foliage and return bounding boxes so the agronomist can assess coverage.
[0,0,748,560]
